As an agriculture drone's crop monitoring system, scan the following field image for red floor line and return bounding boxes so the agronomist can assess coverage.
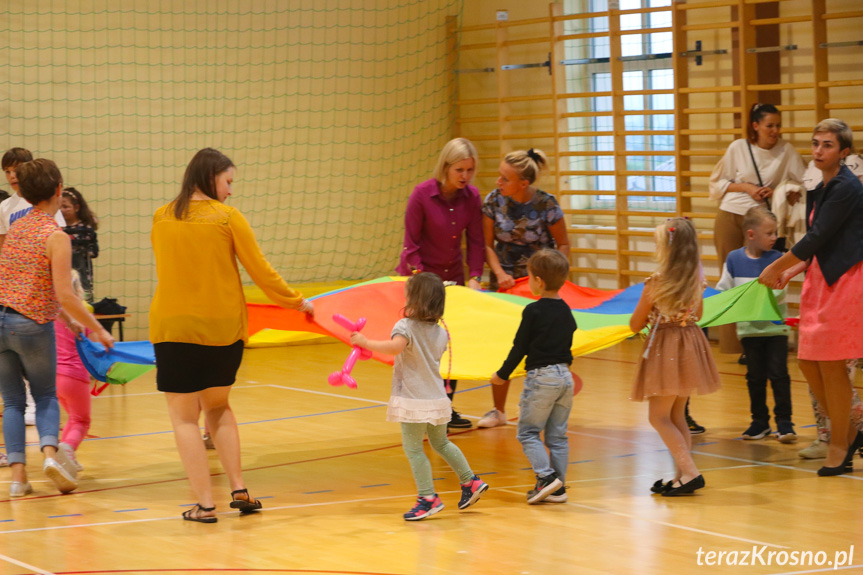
[42,570,405,575]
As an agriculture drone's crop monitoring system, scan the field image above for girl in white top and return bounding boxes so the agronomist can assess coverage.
[350,272,488,521]
[709,103,805,354]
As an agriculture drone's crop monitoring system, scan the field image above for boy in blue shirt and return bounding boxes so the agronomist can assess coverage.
[717,206,795,442]
[491,249,578,503]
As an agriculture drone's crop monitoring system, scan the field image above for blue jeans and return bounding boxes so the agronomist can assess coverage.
[516,364,573,481]
[0,310,59,464]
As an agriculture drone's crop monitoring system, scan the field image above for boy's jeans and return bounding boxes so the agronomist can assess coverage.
[516,364,573,481]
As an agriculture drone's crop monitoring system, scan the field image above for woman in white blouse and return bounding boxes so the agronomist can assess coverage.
[709,103,805,353]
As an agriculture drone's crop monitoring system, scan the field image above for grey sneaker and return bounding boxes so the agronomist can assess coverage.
[529,485,567,503]
[477,409,507,428]
[526,473,563,504]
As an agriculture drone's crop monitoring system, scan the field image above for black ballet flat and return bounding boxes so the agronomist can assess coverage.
[817,464,847,477]
[843,432,863,469]
[650,479,673,494]
[661,475,705,497]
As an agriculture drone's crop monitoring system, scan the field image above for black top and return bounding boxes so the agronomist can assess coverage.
[497,297,577,381]
[792,165,863,286]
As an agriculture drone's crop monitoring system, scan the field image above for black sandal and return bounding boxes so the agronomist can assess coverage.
[230,489,262,514]
[182,503,218,523]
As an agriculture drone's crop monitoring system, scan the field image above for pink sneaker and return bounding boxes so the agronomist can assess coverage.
[458,475,489,509]
[403,495,444,521]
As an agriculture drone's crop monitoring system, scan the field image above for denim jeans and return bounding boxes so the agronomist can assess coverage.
[740,335,792,425]
[516,364,573,481]
[0,310,59,464]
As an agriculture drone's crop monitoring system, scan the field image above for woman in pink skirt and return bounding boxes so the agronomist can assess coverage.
[760,119,863,476]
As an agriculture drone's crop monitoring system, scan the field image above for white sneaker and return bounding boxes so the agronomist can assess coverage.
[59,442,84,472]
[24,387,36,426]
[798,439,829,459]
[10,481,33,498]
[44,457,77,493]
[477,409,507,428]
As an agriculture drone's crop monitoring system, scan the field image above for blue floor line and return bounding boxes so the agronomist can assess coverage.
[114,508,148,513]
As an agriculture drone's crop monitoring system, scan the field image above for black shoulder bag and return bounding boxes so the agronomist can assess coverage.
[746,141,787,252]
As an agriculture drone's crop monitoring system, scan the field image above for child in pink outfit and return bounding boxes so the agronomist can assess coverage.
[55,275,92,472]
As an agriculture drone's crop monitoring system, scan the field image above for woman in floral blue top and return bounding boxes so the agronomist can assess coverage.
[479,148,570,428]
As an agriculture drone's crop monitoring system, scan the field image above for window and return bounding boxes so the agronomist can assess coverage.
[564,0,675,211]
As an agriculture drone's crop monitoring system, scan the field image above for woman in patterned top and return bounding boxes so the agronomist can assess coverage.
[0,159,114,497]
[60,187,99,302]
[478,148,570,428]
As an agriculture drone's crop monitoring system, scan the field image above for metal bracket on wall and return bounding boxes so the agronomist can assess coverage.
[819,40,863,49]
[500,53,552,75]
[679,40,727,66]
[746,45,797,53]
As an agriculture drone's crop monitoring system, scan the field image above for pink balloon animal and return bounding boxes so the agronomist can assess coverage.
[328,314,372,389]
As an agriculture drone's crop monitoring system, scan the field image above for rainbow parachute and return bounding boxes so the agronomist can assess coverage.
[77,277,782,383]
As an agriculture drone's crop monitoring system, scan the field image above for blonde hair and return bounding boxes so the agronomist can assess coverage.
[651,218,701,316]
[742,205,776,234]
[70,269,86,301]
[813,118,855,154]
[503,148,547,185]
[432,138,478,185]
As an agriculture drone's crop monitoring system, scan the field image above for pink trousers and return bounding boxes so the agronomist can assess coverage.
[57,374,91,450]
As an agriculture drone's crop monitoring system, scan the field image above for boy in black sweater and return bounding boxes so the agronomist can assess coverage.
[491,249,578,503]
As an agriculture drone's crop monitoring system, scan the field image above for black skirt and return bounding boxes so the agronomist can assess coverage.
[154,340,244,393]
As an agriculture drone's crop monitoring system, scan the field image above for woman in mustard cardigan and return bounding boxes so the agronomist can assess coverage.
[150,148,313,523]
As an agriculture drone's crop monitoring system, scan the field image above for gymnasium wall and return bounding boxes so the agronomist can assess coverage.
[457,0,862,292]
[0,0,464,339]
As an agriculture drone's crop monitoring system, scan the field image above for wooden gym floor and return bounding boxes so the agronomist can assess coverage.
[1,338,862,575]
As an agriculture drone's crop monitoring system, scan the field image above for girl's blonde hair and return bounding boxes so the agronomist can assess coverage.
[432,138,478,185]
[651,218,701,315]
[404,272,445,323]
[70,269,86,301]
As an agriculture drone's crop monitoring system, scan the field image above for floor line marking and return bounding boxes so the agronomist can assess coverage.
[0,551,56,574]
[498,487,789,549]
[0,473,755,536]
